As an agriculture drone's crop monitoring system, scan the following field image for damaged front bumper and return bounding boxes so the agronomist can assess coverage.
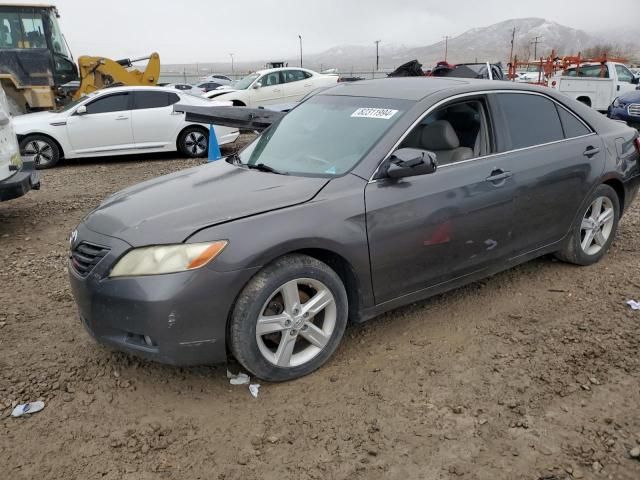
[68,223,259,366]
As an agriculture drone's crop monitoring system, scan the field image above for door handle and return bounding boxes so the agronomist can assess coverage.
[115,116,128,120]
[485,169,512,183]
[583,146,600,157]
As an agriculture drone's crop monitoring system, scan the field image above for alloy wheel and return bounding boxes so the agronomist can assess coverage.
[184,131,207,156]
[23,140,54,167]
[580,196,615,255]
[256,278,337,368]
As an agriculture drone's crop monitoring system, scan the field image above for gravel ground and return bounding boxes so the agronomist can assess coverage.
[1,140,639,479]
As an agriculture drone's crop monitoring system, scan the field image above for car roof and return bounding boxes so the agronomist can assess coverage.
[316,77,555,101]
[251,67,316,76]
[89,85,186,95]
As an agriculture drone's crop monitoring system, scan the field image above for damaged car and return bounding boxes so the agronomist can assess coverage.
[69,78,640,382]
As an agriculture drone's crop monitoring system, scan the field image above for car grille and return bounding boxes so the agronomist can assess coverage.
[70,242,110,276]
[628,104,640,117]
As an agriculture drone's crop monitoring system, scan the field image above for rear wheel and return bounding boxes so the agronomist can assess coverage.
[178,127,208,158]
[556,184,619,265]
[229,254,348,382]
[19,135,60,169]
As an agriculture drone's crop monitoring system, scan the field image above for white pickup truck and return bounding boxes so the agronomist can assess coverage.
[549,62,639,111]
[0,86,39,202]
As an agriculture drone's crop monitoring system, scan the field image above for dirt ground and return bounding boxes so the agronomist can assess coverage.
[1,140,639,480]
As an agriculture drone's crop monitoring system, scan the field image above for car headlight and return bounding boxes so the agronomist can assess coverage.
[110,241,228,277]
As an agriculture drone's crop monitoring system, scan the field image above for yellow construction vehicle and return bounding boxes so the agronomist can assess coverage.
[0,3,161,113]
[72,53,161,99]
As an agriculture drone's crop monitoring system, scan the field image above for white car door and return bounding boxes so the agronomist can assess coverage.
[249,71,285,106]
[131,90,182,149]
[281,69,312,101]
[614,64,638,95]
[65,92,134,154]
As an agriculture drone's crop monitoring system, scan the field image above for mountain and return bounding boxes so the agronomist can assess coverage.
[160,18,639,79]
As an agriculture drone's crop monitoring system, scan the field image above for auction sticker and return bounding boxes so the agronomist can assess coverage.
[351,108,398,120]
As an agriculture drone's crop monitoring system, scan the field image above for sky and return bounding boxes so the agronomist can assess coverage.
[5,0,639,64]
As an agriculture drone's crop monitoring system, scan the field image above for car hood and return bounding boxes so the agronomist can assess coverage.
[12,111,61,130]
[83,160,330,246]
[206,89,240,99]
[618,90,640,103]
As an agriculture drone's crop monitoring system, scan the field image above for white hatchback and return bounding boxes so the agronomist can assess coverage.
[12,86,240,169]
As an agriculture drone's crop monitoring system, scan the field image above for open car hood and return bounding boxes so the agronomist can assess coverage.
[84,161,329,246]
[174,104,287,131]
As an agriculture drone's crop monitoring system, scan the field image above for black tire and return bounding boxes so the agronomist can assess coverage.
[178,127,208,158]
[229,254,348,382]
[19,134,60,169]
[555,184,620,265]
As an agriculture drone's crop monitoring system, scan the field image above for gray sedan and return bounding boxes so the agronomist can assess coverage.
[68,78,640,381]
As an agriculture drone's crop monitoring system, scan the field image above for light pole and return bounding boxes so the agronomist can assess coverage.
[229,53,234,76]
[442,36,450,61]
[298,35,303,67]
[531,36,542,60]
[374,40,381,71]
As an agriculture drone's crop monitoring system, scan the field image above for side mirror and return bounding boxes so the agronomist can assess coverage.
[76,105,87,115]
[0,110,10,126]
[385,148,437,179]
[252,82,262,89]
[632,76,639,85]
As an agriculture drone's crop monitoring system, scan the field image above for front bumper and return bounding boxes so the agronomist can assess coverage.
[68,223,259,366]
[0,157,40,202]
[608,107,640,129]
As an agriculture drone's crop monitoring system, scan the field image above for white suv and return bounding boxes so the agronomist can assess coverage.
[0,86,39,201]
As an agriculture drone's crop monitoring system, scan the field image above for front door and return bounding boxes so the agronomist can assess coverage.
[66,92,134,154]
[250,71,285,106]
[365,97,516,304]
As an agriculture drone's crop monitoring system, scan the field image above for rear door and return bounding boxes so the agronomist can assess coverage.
[614,64,637,96]
[281,69,312,101]
[131,90,181,149]
[489,92,603,256]
[66,92,134,154]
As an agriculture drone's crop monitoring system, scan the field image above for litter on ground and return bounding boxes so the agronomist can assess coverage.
[11,401,45,418]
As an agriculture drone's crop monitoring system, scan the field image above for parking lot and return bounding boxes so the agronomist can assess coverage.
[1,140,639,479]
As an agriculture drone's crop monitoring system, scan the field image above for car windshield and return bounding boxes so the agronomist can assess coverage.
[231,73,260,90]
[236,95,411,176]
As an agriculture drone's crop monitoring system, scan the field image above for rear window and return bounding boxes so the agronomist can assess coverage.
[495,93,564,150]
[133,91,172,109]
[555,105,591,139]
[564,65,609,78]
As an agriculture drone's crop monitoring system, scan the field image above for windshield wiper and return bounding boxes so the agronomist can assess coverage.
[245,163,288,175]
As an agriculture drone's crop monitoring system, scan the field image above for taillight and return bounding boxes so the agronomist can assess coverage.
[635,136,640,154]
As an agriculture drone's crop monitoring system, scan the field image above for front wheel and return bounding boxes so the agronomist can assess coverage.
[19,135,60,169]
[556,184,620,265]
[178,127,208,158]
[229,254,348,382]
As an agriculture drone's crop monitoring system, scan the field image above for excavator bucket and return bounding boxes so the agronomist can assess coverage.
[73,52,161,99]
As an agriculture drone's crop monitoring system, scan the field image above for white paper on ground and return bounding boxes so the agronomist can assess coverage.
[627,300,640,310]
[11,401,45,418]
[249,384,260,398]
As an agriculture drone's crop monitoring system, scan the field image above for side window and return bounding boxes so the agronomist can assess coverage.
[284,70,306,83]
[615,64,634,83]
[399,99,491,166]
[133,91,170,109]
[495,93,563,150]
[0,14,19,48]
[85,93,130,114]
[260,72,283,86]
[168,92,180,105]
[555,105,591,139]
[21,14,45,48]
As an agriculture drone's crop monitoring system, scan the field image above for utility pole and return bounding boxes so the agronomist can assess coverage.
[298,35,303,67]
[509,27,516,65]
[374,39,381,71]
[442,36,450,61]
[229,53,234,75]
[531,36,542,60]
